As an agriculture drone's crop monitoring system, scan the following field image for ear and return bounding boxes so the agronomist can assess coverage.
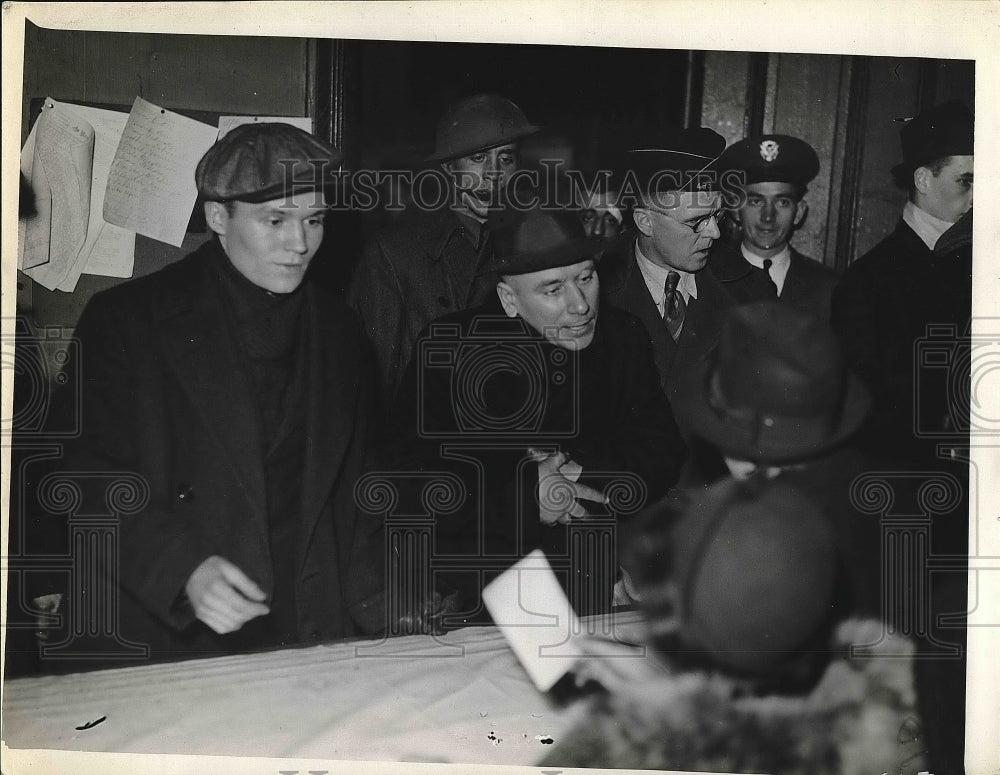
[913,166,933,195]
[496,280,520,318]
[204,201,229,237]
[631,207,655,237]
[793,200,808,228]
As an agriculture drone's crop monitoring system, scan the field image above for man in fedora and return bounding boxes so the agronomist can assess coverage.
[598,127,735,434]
[709,134,840,321]
[383,204,686,620]
[45,124,385,669]
[671,301,880,619]
[347,93,541,408]
[832,100,973,775]
[831,101,973,469]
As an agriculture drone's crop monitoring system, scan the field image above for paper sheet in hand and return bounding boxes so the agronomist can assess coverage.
[104,97,218,247]
[217,115,313,139]
[481,549,580,691]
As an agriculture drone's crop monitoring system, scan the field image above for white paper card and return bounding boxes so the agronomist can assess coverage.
[481,549,580,691]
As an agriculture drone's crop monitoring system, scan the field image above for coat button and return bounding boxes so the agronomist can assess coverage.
[437,296,451,308]
[309,629,321,641]
[176,484,195,502]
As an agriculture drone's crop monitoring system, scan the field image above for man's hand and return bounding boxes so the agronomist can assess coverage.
[531,449,608,526]
[184,556,270,634]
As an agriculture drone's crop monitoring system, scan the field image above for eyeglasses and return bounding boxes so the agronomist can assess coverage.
[641,207,728,234]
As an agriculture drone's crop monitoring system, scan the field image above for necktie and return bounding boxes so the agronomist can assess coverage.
[663,271,686,341]
[762,258,778,297]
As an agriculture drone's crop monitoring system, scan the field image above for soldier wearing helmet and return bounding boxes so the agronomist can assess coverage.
[347,93,541,407]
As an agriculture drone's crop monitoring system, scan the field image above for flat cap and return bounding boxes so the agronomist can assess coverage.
[892,100,974,183]
[195,122,343,203]
[719,134,820,187]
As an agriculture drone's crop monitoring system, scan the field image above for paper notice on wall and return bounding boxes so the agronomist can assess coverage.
[58,102,135,289]
[21,100,95,290]
[217,115,312,139]
[19,99,137,291]
[103,97,218,247]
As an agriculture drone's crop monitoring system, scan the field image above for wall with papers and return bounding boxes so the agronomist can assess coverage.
[18,23,312,331]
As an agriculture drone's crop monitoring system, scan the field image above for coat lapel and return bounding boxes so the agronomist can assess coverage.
[418,209,478,307]
[155,253,268,529]
[781,252,809,305]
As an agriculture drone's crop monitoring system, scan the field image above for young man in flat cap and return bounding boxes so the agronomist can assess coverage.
[831,101,973,469]
[598,128,734,429]
[710,134,840,321]
[48,123,384,668]
[347,93,541,409]
[383,204,685,620]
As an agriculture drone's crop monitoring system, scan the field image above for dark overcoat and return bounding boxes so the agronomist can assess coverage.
[383,297,687,618]
[50,240,385,667]
[346,207,496,408]
[830,219,972,468]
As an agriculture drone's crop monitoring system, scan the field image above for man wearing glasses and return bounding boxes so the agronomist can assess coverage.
[599,128,734,431]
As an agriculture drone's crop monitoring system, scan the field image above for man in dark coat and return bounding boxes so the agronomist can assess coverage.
[598,128,734,433]
[831,101,973,471]
[708,134,840,321]
[45,124,385,670]
[347,93,541,408]
[384,205,686,620]
[670,301,879,620]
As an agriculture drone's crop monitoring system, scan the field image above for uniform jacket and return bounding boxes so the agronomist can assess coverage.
[383,297,687,618]
[708,241,841,322]
[830,218,972,467]
[54,240,385,667]
[599,237,734,417]
[346,207,496,409]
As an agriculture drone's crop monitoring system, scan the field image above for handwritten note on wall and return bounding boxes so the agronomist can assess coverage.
[103,97,218,247]
[20,101,95,288]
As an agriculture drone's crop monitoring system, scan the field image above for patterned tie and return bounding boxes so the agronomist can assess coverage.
[663,271,686,341]
[762,258,778,297]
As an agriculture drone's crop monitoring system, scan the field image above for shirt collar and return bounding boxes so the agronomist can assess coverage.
[741,243,791,269]
[903,200,954,251]
[634,241,699,301]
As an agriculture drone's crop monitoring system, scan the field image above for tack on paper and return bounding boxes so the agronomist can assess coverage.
[19,99,137,291]
[19,100,94,286]
[104,97,218,247]
[481,549,580,691]
[217,115,313,139]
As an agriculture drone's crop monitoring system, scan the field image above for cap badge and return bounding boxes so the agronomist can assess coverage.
[760,140,780,162]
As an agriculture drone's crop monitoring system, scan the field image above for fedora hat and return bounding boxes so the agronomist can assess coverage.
[668,477,838,673]
[485,204,611,276]
[427,93,541,163]
[674,301,870,463]
[890,100,974,185]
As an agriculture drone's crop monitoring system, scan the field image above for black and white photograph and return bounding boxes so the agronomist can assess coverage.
[2,2,998,775]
